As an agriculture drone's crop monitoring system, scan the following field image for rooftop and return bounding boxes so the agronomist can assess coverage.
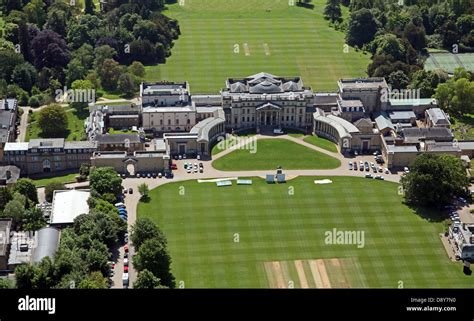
[426,108,450,126]
[50,190,90,225]
[96,134,141,144]
[32,227,60,263]
[29,138,65,149]
[390,98,437,106]
[388,110,416,121]
[338,78,388,91]
[4,142,28,152]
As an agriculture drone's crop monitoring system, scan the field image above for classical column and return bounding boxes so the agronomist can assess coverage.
[264,111,267,126]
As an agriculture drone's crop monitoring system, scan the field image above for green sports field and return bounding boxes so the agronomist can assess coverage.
[146,0,370,93]
[212,138,341,170]
[138,176,471,288]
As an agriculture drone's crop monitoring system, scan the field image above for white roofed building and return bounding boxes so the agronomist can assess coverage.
[50,190,90,226]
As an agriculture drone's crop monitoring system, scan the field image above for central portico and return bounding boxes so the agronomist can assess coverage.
[221,72,315,133]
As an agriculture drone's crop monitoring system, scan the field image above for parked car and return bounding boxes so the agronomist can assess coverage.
[197,155,201,160]
[128,188,133,194]
[124,244,129,252]
[384,168,390,174]
[348,161,353,170]
[165,172,174,179]
[124,258,129,266]
[364,162,369,171]
[178,155,182,160]
[136,173,141,178]
[171,163,177,170]
[158,172,163,178]
[365,174,373,178]
[374,175,385,180]
[378,166,383,173]
[124,266,129,273]
[404,167,410,173]
[152,172,157,178]
[186,168,192,174]
[147,173,151,178]
[353,162,358,170]
[182,154,187,159]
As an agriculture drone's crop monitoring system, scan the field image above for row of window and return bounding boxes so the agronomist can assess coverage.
[150,119,191,126]
[7,148,94,155]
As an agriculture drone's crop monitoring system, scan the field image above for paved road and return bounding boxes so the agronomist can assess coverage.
[107,134,402,287]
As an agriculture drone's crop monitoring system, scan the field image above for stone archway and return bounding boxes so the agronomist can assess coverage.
[124,158,138,176]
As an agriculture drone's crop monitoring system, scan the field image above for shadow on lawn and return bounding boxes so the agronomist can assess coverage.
[404,202,446,223]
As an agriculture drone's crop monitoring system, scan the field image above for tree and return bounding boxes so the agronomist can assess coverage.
[11,62,37,91]
[84,0,96,15]
[128,61,145,78]
[0,187,13,212]
[388,70,410,89]
[346,9,378,48]
[324,0,342,23]
[45,182,66,203]
[79,163,91,180]
[434,69,474,115]
[0,49,24,83]
[89,167,123,199]
[15,264,36,289]
[13,178,38,204]
[31,30,70,69]
[117,73,136,97]
[93,45,117,70]
[133,238,175,288]
[37,104,68,138]
[131,218,167,250]
[0,278,15,289]
[408,69,448,97]
[2,195,26,225]
[371,34,406,61]
[403,22,427,51]
[22,207,46,231]
[77,272,108,289]
[98,58,122,91]
[400,154,469,208]
[134,269,167,289]
[65,59,88,86]
[23,0,47,27]
[70,79,95,111]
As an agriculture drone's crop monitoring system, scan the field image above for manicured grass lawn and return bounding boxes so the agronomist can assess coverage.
[303,135,338,153]
[146,0,370,93]
[212,138,341,170]
[211,133,256,155]
[138,176,470,288]
[32,172,78,187]
[108,128,136,135]
[26,107,87,142]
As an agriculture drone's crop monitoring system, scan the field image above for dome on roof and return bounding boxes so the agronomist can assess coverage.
[249,80,282,93]
[282,81,299,91]
[230,82,247,93]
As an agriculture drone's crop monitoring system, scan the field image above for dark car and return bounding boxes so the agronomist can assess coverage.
[128,188,133,194]
[364,162,369,171]
[165,172,174,179]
